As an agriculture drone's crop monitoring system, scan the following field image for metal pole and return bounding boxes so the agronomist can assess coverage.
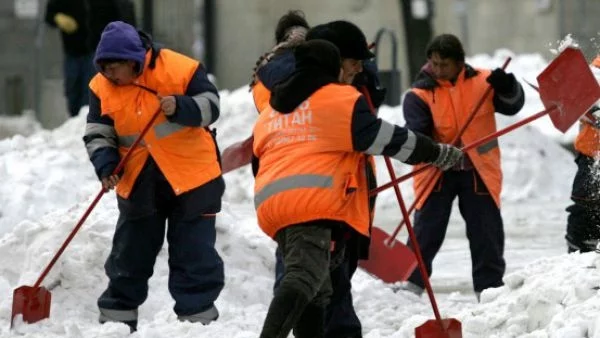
[143,0,153,35]
[204,0,216,73]
[33,0,47,121]
[456,0,469,52]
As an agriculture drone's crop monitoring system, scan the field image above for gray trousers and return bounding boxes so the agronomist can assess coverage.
[261,221,346,338]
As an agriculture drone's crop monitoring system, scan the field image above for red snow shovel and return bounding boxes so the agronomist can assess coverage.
[370,48,599,197]
[364,47,600,291]
[11,107,163,327]
[414,46,599,338]
[359,57,511,283]
[384,140,462,338]
[221,135,254,174]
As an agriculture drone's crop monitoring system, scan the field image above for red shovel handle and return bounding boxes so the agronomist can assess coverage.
[380,57,511,244]
[370,57,511,197]
[31,107,163,289]
[361,85,447,329]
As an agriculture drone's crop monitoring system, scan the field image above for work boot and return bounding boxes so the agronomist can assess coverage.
[293,303,325,338]
[99,308,138,333]
[393,281,424,296]
[260,286,310,338]
[178,305,219,325]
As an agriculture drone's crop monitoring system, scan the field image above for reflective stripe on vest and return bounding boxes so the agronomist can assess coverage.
[119,119,188,147]
[118,134,143,148]
[154,121,186,138]
[254,174,334,209]
[477,139,499,154]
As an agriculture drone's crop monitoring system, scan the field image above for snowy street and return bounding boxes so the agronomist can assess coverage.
[1,50,600,337]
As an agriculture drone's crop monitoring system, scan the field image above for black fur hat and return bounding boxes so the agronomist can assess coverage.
[306,20,374,60]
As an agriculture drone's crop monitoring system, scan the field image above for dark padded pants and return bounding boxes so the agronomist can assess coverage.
[98,159,225,323]
[566,154,600,253]
[407,170,506,293]
[261,223,334,338]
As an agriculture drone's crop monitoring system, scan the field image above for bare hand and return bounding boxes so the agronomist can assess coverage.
[101,175,120,190]
[159,95,177,116]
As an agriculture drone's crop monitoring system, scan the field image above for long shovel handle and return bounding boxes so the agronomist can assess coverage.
[381,57,511,243]
[384,157,446,329]
[385,169,441,245]
[461,106,556,153]
[32,107,163,289]
[370,57,511,197]
[372,106,555,199]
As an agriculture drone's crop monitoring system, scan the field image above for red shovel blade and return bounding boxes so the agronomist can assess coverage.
[11,286,51,326]
[537,47,600,133]
[221,135,254,174]
[358,226,417,283]
[415,318,462,338]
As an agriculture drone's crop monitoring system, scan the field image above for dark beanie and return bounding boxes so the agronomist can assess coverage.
[294,40,341,79]
[306,20,374,60]
[93,21,147,73]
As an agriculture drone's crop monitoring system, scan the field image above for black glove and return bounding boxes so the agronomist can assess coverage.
[486,68,514,94]
[431,144,463,171]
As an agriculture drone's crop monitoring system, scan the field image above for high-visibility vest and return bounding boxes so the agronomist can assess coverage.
[253,84,370,238]
[411,67,502,208]
[574,56,600,157]
[252,80,271,114]
[89,49,221,198]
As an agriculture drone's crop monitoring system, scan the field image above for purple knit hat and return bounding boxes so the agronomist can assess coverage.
[93,21,147,73]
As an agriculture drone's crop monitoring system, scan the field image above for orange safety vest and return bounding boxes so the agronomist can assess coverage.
[253,84,371,239]
[89,49,221,199]
[574,56,600,157]
[252,80,271,114]
[412,67,502,208]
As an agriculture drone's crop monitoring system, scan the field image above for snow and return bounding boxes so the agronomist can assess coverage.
[0,48,598,337]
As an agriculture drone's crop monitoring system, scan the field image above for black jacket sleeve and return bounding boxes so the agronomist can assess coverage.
[170,64,220,127]
[351,96,439,164]
[83,91,121,179]
[44,0,60,27]
[403,90,434,137]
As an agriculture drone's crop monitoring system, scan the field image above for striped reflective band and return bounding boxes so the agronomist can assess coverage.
[192,91,220,127]
[477,139,498,154]
[391,130,417,161]
[254,174,333,209]
[154,121,186,138]
[365,120,395,155]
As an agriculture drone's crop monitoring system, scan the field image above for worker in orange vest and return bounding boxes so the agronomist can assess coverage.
[565,55,600,253]
[83,21,224,331]
[400,34,525,300]
[250,17,387,337]
[253,39,462,338]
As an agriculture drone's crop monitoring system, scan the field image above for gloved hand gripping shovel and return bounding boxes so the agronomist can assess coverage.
[10,107,163,328]
[358,84,464,337]
[361,48,600,295]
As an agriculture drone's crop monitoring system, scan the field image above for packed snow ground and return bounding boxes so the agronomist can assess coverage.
[0,50,599,337]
